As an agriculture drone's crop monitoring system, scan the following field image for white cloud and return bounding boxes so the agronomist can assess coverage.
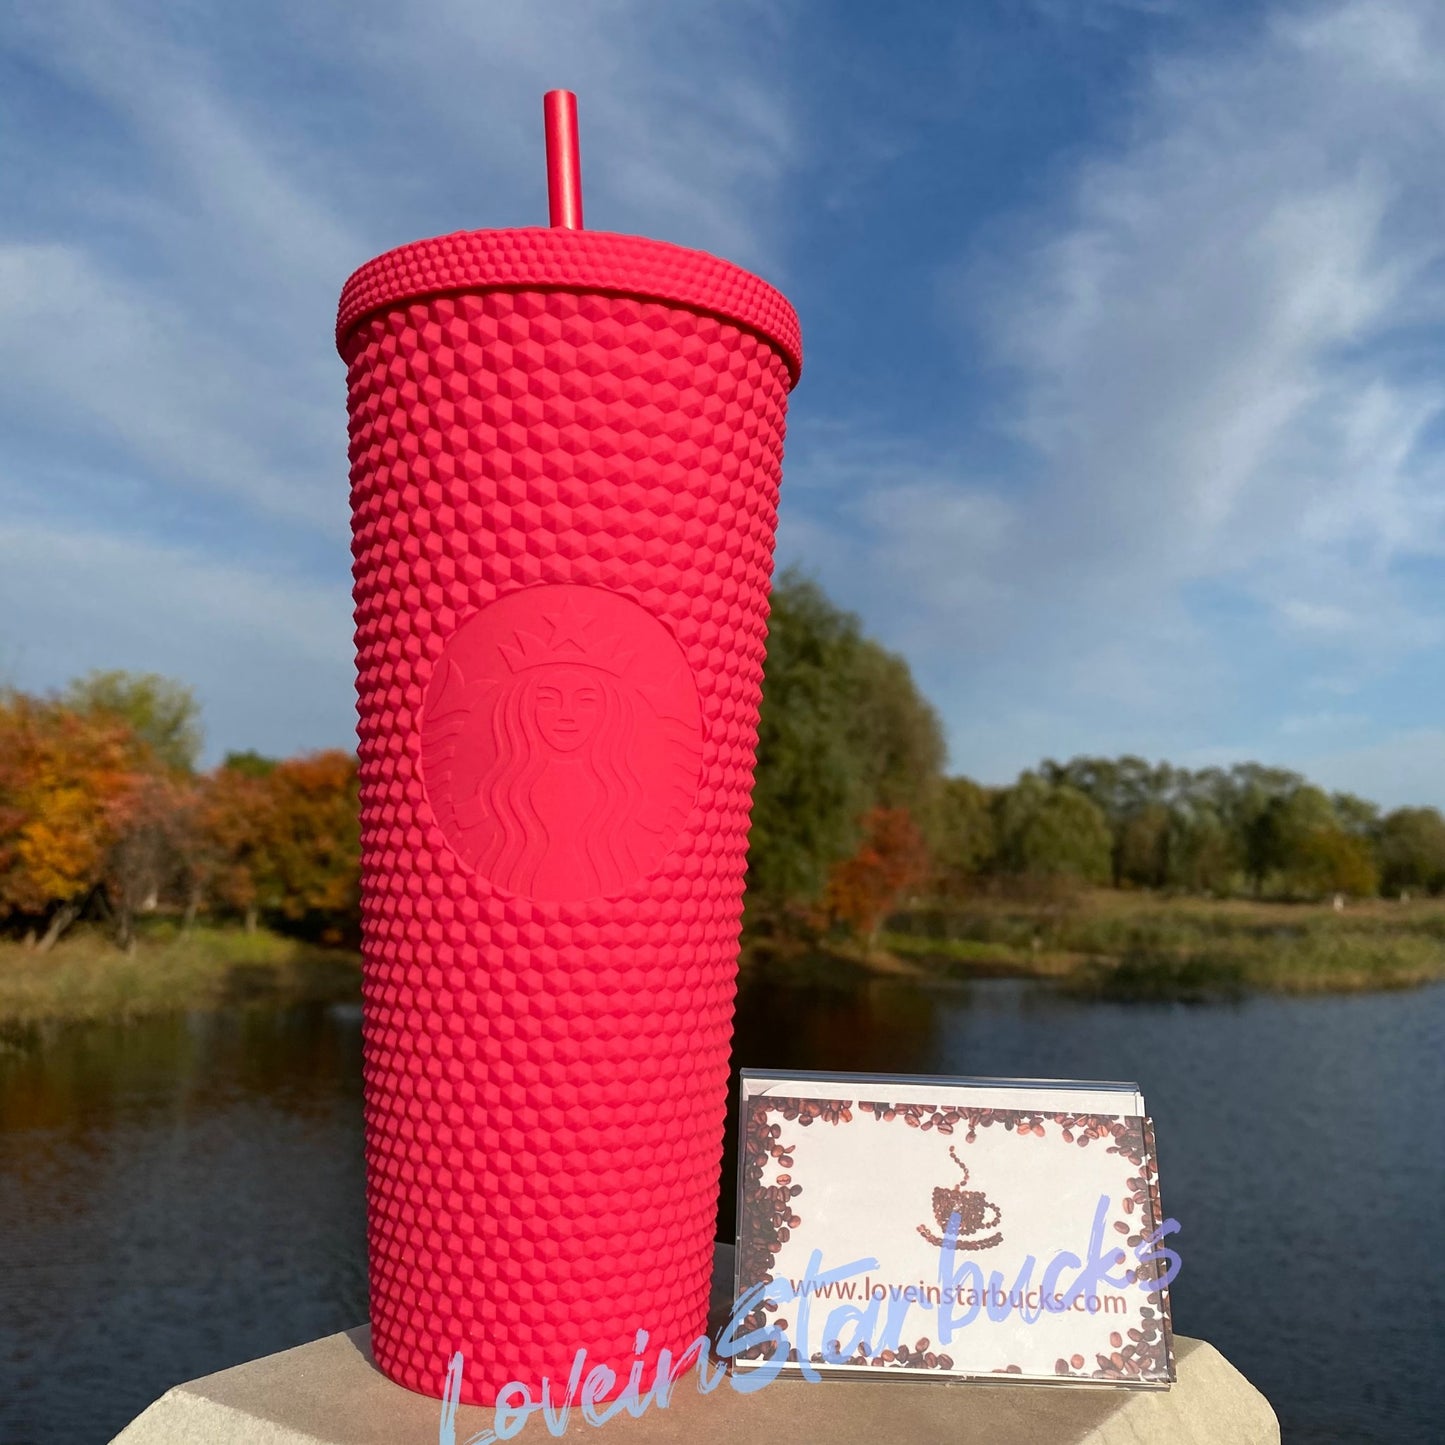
[6,0,1443,812]
[352,0,800,271]
[2,1,367,535]
[5,0,364,299]
[791,0,1445,793]
[0,515,354,765]
[0,0,806,752]
[0,0,802,542]
[0,242,344,533]
[1277,710,1366,737]
[975,0,1445,604]
[778,438,1019,647]
[1295,727,1445,810]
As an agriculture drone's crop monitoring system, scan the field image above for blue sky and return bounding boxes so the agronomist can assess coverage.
[3,0,1444,806]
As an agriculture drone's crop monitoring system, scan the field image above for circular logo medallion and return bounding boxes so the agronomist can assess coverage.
[421,584,703,902]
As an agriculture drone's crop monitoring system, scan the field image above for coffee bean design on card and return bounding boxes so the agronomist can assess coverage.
[737,1099,1170,1380]
[916,1146,1003,1250]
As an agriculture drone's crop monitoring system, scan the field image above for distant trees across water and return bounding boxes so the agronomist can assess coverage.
[4,574,1444,953]
[0,671,358,952]
[957,763,1442,900]
[743,573,1445,944]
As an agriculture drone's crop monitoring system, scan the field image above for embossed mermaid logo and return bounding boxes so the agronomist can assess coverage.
[917,1147,1003,1251]
[421,585,703,902]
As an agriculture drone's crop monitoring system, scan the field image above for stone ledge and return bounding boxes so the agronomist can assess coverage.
[113,1248,1278,1445]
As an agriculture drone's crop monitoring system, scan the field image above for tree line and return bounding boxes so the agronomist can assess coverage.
[741,574,1445,941]
[0,673,358,951]
[4,571,1444,953]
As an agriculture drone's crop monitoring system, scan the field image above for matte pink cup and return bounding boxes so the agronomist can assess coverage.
[336,94,801,1404]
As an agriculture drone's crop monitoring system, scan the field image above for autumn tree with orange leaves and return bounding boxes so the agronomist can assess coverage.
[1,676,361,950]
[194,762,277,933]
[0,692,143,949]
[190,749,359,940]
[259,751,360,941]
[107,771,204,951]
[825,806,931,948]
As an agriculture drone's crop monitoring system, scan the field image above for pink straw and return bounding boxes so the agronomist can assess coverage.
[544,90,583,229]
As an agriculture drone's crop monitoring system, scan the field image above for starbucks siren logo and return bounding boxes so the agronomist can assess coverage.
[421,584,703,902]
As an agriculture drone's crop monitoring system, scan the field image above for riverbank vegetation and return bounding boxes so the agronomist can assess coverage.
[4,571,1444,1023]
[738,576,1445,996]
[879,889,1445,997]
[0,922,359,1031]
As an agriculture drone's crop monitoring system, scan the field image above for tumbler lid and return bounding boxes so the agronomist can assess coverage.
[337,90,800,384]
[336,227,802,387]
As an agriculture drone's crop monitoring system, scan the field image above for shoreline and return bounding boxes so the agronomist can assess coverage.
[746,889,1445,999]
[742,942,1445,999]
[4,889,1443,1035]
[0,924,361,1037]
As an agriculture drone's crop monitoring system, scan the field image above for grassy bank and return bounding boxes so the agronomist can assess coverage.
[8,892,1441,1031]
[0,922,360,1029]
[881,890,1445,996]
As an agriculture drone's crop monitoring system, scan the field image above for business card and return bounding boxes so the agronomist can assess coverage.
[733,1072,1177,1387]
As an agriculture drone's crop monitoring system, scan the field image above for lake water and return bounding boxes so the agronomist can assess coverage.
[2,975,1441,1443]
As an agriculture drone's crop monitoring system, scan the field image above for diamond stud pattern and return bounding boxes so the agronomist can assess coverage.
[340,233,798,1406]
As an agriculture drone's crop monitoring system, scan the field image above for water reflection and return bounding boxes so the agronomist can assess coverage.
[2,978,1442,1444]
[0,1005,368,1444]
[727,972,1445,1445]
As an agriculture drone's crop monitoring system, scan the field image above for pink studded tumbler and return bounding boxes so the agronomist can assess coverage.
[336,93,800,1405]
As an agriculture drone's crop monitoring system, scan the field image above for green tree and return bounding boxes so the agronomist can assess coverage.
[1287,827,1378,899]
[1331,792,1381,841]
[1043,756,1174,820]
[932,776,997,895]
[1247,785,1336,895]
[222,750,279,779]
[848,643,947,836]
[63,670,203,774]
[1377,808,1445,896]
[1116,802,1172,889]
[748,575,870,910]
[1042,755,1181,887]
[991,775,1112,885]
[1167,804,1237,894]
[748,571,945,916]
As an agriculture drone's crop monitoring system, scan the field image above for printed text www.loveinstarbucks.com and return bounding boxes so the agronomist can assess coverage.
[437,1195,1181,1444]
[788,1274,1130,1315]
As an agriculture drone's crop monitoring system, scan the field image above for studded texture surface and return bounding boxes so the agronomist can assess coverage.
[339,233,798,1408]
[338,226,802,384]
